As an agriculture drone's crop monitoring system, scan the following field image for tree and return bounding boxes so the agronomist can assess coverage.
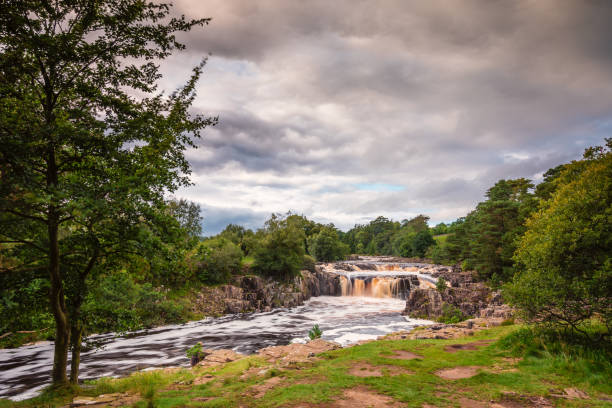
[167,199,203,240]
[401,215,429,232]
[431,222,448,235]
[412,230,436,258]
[308,226,349,262]
[252,214,306,279]
[193,238,243,284]
[505,141,612,339]
[0,1,212,386]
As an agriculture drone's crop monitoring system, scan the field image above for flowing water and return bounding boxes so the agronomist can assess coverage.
[322,260,439,298]
[0,262,436,401]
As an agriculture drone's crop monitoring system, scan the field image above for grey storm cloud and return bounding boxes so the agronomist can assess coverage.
[164,0,612,234]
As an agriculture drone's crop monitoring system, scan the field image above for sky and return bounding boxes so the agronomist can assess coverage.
[158,0,612,235]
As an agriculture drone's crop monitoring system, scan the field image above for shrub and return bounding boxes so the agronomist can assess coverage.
[461,259,473,271]
[436,277,447,293]
[437,303,469,324]
[308,324,322,340]
[194,238,243,284]
[302,254,316,272]
[82,271,188,333]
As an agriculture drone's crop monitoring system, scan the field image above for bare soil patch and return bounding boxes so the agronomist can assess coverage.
[239,366,271,380]
[251,375,283,398]
[348,362,384,377]
[443,340,495,353]
[550,387,590,400]
[456,397,488,407]
[490,392,554,407]
[70,392,140,407]
[488,357,523,373]
[348,362,411,377]
[435,366,483,380]
[293,375,328,385]
[192,396,216,402]
[193,374,215,385]
[388,350,423,360]
[331,386,404,407]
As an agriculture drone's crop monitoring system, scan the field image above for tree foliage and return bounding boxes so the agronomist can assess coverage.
[505,141,612,338]
[193,238,242,284]
[251,214,307,279]
[308,226,349,262]
[342,214,436,258]
[0,0,211,385]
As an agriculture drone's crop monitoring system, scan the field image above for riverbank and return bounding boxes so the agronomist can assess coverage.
[4,322,610,407]
[0,267,342,350]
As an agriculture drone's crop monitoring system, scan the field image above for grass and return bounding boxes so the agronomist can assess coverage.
[0,328,54,349]
[241,256,255,268]
[433,234,451,245]
[2,325,611,407]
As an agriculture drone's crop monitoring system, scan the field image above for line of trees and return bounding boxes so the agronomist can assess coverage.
[199,213,350,282]
[340,214,436,258]
[428,141,611,341]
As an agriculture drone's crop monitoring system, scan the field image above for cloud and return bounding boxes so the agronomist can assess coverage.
[162,0,612,234]
[199,205,269,236]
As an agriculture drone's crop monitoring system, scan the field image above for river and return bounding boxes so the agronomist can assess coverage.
[0,295,432,401]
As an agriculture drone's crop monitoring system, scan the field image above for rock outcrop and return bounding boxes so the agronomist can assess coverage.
[403,265,513,320]
[257,338,341,365]
[192,267,342,316]
[197,348,245,367]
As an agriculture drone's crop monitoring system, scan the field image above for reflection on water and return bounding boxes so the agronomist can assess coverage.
[0,296,432,401]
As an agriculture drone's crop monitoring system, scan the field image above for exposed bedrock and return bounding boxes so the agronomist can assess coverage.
[402,265,513,320]
[192,267,342,316]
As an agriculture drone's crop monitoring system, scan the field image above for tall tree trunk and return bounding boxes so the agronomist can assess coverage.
[47,137,70,386]
[69,247,99,384]
[69,321,83,384]
[49,213,70,386]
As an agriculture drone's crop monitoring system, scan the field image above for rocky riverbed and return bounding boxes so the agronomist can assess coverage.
[190,268,343,316]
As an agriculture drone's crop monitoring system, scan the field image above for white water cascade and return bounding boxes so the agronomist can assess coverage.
[323,259,438,299]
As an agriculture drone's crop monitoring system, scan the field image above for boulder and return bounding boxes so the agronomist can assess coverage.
[257,339,341,365]
[198,349,244,367]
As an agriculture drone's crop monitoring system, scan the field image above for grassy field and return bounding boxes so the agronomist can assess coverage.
[433,234,451,245]
[2,325,611,407]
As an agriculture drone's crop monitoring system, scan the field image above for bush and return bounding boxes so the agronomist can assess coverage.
[83,271,188,333]
[436,277,447,293]
[194,238,243,284]
[302,254,316,272]
[308,324,322,340]
[429,241,453,265]
[499,325,612,364]
[437,303,469,324]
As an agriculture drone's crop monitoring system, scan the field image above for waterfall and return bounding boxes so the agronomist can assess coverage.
[322,259,436,299]
[339,275,413,299]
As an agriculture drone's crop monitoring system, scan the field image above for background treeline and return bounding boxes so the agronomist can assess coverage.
[340,214,436,258]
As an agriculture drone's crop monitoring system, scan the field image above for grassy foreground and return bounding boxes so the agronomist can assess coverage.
[2,325,611,407]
